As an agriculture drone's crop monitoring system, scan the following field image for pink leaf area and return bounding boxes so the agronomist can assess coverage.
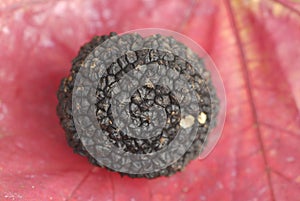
[0,0,299,200]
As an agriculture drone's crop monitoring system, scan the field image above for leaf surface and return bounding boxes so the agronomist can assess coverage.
[0,0,299,200]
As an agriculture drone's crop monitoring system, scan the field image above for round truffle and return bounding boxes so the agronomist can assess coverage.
[57,32,219,179]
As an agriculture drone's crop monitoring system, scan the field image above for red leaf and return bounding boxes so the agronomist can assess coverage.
[0,0,299,200]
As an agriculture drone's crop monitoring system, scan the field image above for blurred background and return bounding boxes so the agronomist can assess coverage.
[0,0,299,200]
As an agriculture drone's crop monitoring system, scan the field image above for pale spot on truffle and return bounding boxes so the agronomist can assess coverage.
[145,79,154,88]
[198,112,207,124]
[180,115,195,128]
[90,62,96,68]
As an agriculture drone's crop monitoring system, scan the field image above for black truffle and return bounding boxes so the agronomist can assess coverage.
[57,32,219,179]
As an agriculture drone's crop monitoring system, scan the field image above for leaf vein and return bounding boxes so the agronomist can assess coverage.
[224,1,276,200]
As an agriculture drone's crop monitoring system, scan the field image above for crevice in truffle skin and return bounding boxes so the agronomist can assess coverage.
[57,32,219,179]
